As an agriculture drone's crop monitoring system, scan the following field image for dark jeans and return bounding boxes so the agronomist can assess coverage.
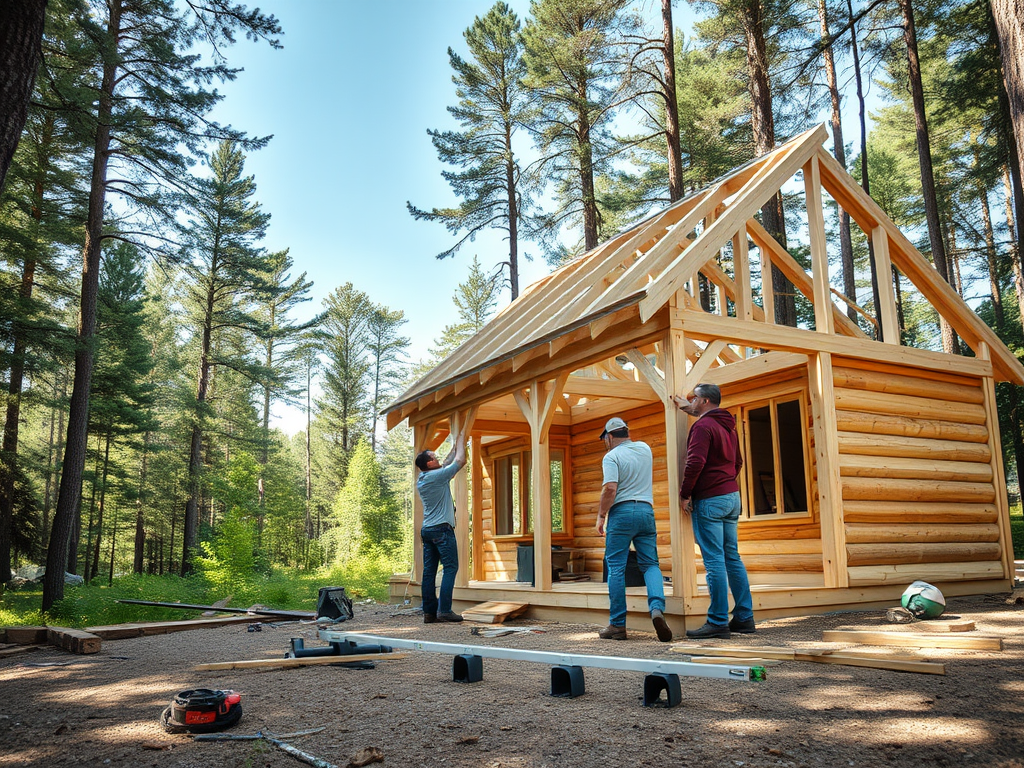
[421,524,458,616]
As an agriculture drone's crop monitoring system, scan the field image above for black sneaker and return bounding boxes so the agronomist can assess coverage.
[685,622,731,639]
[729,617,756,634]
[437,611,464,623]
[423,613,437,624]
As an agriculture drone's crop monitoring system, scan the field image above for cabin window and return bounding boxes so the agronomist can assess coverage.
[492,447,569,537]
[738,394,809,518]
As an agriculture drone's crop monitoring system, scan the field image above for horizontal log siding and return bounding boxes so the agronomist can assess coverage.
[833,360,1003,581]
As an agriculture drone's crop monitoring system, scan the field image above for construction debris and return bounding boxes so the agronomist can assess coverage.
[47,627,101,654]
[470,626,547,638]
[346,746,384,767]
[0,643,44,658]
[116,599,315,619]
[195,727,334,768]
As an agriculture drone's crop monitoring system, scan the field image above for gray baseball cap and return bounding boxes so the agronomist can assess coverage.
[600,416,628,439]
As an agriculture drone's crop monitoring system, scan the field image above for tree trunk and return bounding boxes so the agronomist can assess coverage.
[133,431,149,573]
[818,0,856,323]
[107,503,117,586]
[183,302,214,575]
[91,432,111,581]
[900,0,958,353]
[305,359,313,540]
[848,0,883,337]
[505,122,520,299]
[991,0,1024,195]
[0,0,47,193]
[82,438,101,582]
[741,0,796,326]
[661,0,683,203]
[42,0,121,612]
[577,85,598,251]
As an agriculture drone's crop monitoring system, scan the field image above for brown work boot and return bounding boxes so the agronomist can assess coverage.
[651,609,673,642]
[598,624,627,640]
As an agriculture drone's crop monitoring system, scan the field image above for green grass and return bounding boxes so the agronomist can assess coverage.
[0,556,401,629]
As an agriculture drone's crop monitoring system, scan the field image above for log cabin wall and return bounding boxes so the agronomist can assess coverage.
[832,359,1007,586]
[721,369,824,583]
[569,402,668,576]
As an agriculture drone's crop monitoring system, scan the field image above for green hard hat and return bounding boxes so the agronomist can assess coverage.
[901,580,946,619]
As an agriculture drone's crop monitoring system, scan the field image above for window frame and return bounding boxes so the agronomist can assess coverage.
[732,386,813,523]
[486,437,573,542]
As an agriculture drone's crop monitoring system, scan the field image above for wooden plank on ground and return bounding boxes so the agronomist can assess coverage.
[47,626,102,655]
[195,652,409,671]
[670,644,945,675]
[0,644,45,657]
[822,630,1001,651]
[1,626,48,644]
[85,615,257,640]
[461,601,529,624]
[908,620,976,633]
[687,657,782,666]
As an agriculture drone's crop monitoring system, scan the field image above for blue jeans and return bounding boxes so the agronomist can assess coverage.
[691,491,753,626]
[605,501,666,627]
[421,524,458,616]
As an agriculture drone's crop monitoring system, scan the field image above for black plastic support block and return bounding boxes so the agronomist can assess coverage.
[453,654,483,683]
[550,665,585,698]
[643,673,682,708]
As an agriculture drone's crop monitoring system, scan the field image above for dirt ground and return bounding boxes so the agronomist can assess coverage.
[1,591,1022,768]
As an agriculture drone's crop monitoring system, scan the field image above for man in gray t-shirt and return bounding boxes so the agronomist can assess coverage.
[596,417,672,642]
[414,420,470,624]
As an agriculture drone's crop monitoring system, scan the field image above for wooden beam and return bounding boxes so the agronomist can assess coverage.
[624,348,667,402]
[451,411,471,589]
[809,352,848,587]
[978,343,1014,581]
[747,219,866,339]
[871,225,900,344]
[562,375,657,400]
[804,156,835,335]
[732,230,752,321]
[639,125,829,322]
[663,323,695,606]
[196,652,410,671]
[684,340,728,394]
[821,630,1002,651]
[411,420,435,586]
[471,435,484,582]
[702,351,809,389]
[815,148,1024,384]
[670,644,945,675]
[674,310,994,380]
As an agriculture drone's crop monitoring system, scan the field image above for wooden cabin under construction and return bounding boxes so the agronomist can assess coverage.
[383,124,1023,633]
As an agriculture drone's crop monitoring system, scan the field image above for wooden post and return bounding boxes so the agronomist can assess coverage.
[871,226,900,344]
[411,420,434,585]
[808,352,848,587]
[663,320,695,602]
[977,342,1014,580]
[760,244,775,323]
[514,375,567,591]
[732,230,752,322]
[804,156,835,336]
[451,412,470,589]
[471,434,484,582]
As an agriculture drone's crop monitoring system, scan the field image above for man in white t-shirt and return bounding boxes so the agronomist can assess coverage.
[596,417,672,642]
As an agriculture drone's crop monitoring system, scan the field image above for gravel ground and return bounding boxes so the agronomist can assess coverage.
[1,591,1022,768]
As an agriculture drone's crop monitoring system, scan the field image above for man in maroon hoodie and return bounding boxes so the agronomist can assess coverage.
[673,383,755,639]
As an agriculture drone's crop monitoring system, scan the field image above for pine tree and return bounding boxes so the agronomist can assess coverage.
[0,0,47,193]
[177,140,272,576]
[44,0,281,610]
[523,0,636,258]
[328,441,403,564]
[408,1,534,300]
[366,306,409,451]
[430,255,501,360]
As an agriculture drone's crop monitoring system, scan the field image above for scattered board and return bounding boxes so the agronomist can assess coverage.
[195,652,408,671]
[909,620,975,633]
[1,626,48,645]
[822,630,1002,651]
[47,627,102,655]
[687,657,782,666]
[85,615,255,640]
[0,644,45,658]
[461,601,529,625]
[671,644,945,675]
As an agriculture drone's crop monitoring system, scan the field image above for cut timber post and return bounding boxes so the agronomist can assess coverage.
[804,156,835,336]
[663,318,695,602]
[195,652,409,671]
[809,352,848,587]
[471,435,484,582]
[47,627,101,654]
[671,644,945,675]
[977,342,1014,581]
[411,421,433,587]
[821,630,1002,651]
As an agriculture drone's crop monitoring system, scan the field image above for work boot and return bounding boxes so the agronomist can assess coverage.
[423,613,437,624]
[685,622,731,639]
[598,624,627,640]
[437,611,464,622]
[729,616,756,634]
[651,609,673,642]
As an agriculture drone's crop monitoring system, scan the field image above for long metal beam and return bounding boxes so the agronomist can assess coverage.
[318,631,765,683]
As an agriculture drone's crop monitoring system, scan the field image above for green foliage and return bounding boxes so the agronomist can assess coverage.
[195,453,262,589]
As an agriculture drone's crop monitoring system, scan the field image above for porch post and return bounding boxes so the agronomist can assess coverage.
[451,412,470,589]
[808,351,848,587]
[471,434,484,582]
[514,374,568,591]
[411,420,434,586]
[662,316,696,601]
